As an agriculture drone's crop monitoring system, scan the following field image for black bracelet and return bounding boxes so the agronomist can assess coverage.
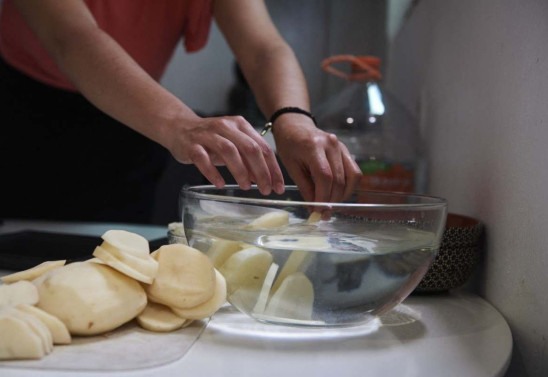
[260,107,317,136]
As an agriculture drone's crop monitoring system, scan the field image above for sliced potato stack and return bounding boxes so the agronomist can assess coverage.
[93,229,159,284]
[0,229,228,361]
[0,281,71,360]
[145,244,226,321]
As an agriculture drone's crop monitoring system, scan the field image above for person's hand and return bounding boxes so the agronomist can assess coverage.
[166,114,285,196]
[273,114,363,203]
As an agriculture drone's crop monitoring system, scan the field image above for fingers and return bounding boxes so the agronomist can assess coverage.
[280,130,362,204]
[180,116,284,195]
[308,134,360,203]
[338,141,363,200]
[187,144,225,188]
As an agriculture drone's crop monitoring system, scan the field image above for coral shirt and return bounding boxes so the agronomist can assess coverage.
[0,0,213,91]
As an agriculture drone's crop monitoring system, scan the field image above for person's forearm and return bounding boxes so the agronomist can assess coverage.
[47,27,196,150]
[12,0,196,152]
[237,41,312,119]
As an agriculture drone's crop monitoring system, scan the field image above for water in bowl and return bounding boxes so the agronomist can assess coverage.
[189,216,438,327]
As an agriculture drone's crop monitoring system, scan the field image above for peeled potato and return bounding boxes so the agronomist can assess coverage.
[0,280,39,307]
[220,247,274,295]
[246,210,289,229]
[17,304,71,345]
[34,262,147,336]
[93,246,155,284]
[264,272,314,320]
[136,302,188,333]
[0,310,49,360]
[146,244,216,309]
[101,229,150,258]
[206,239,244,269]
[1,260,66,284]
[170,269,227,320]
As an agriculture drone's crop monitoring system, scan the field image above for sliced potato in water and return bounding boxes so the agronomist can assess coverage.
[246,210,289,230]
[264,272,314,321]
[206,239,244,269]
[252,262,279,314]
[219,247,273,295]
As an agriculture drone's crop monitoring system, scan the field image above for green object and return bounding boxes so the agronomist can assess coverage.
[359,160,389,174]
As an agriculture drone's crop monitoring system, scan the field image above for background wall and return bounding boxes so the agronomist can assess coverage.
[386,1,548,375]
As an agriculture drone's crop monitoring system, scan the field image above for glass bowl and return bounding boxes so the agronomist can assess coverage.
[180,185,447,327]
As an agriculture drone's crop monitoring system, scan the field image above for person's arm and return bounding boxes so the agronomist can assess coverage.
[11,0,284,195]
[214,0,362,203]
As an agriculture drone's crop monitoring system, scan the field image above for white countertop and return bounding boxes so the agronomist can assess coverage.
[0,220,512,377]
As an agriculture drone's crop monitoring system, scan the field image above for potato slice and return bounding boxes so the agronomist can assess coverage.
[264,272,314,321]
[170,269,227,320]
[101,229,150,258]
[206,239,244,269]
[271,250,313,293]
[0,280,39,307]
[34,262,147,336]
[146,244,216,309]
[0,310,48,360]
[252,262,279,314]
[220,247,273,295]
[93,246,154,284]
[306,211,322,224]
[246,210,289,229]
[100,241,159,278]
[1,260,66,284]
[14,308,54,355]
[136,302,187,333]
[17,304,71,345]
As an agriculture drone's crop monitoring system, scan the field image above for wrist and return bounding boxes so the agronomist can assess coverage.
[261,106,317,136]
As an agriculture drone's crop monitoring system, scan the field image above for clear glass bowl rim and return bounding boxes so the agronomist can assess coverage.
[181,185,447,210]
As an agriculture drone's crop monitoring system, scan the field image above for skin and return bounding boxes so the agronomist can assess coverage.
[11,0,362,202]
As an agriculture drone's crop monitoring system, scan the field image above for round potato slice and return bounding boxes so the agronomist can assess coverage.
[34,262,147,336]
[0,311,47,360]
[17,304,71,345]
[170,269,227,320]
[101,230,150,258]
[93,246,154,284]
[136,302,187,333]
[0,280,39,307]
[1,260,66,284]
[145,244,216,309]
[14,309,54,355]
[100,241,158,278]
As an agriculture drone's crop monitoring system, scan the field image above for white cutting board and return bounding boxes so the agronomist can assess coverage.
[0,319,207,372]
